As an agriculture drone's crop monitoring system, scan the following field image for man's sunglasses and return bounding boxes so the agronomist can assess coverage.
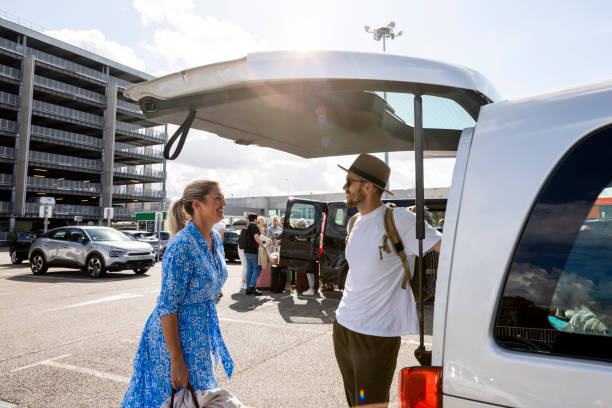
[345,177,367,187]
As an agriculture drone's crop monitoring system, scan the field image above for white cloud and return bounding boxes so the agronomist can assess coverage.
[133,0,267,72]
[43,29,146,71]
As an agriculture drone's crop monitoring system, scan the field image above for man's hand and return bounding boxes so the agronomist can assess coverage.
[432,241,441,253]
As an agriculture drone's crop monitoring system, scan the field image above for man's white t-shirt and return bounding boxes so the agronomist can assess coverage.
[335,204,441,337]
[212,221,225,234]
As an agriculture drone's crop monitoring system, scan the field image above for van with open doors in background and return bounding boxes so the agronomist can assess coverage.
[125,51,611,407]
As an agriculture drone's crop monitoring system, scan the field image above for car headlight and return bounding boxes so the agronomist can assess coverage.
[109,248,126,257]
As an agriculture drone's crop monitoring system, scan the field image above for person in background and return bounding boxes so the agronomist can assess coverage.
[266,216,282,247]
[237,226,248,290]
[244,214,265,295]
[257,215,267,236]
[212,220,226,297]
[121,179,233,408]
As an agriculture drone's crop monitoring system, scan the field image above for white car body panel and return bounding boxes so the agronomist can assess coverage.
[441,79,612,407]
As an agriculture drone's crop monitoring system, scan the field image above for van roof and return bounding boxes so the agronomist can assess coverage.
[125,51,500,159]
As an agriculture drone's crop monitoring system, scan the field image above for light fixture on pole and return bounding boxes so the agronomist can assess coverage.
[364,21,403,193]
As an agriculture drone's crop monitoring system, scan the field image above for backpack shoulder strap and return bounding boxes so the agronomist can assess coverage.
[383,207,412,289]
[345,213,359,244]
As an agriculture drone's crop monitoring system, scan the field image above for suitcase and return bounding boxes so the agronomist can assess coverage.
[270,266,286,293]
[256,267,271,289]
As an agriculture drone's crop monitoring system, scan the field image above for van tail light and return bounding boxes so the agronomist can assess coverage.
[319,212,327,257]
[399,366,442,408]
[31,235,38,244]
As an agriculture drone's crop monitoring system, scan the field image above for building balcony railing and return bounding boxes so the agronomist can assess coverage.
[30,125,103,149]
[0,118,17,132]
[113,165,165,179]
[114,206,136,218]
[33,99,104,127]
[25,202,101,217]
[0,173,13,185]
[113,185,165,199]
[27,47,107,82]
[34,74,105,104]
[0,146,15,159]
[0,37,20,53]
[27,176,101,194]
[116,121,167,143]
[115,142,164,160]
[0,63,19,80]
[0,201,12,214]
[0,90,18,106]
[117,99,143,115]
[110,76,134,90]
[29,150,102,171]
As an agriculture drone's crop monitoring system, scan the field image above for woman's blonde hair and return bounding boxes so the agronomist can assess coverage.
[257,216,265,224]
[168,179,218,236]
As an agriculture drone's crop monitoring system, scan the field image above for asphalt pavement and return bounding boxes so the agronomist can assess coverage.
[0,251,432,407]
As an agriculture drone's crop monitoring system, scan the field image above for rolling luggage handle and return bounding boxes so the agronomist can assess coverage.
[169,383,200,408]
[164,110,196,160]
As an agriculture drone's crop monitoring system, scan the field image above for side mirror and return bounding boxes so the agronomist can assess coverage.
[77,236,87,244]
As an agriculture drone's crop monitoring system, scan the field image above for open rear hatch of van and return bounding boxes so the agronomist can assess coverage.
[124,51,499,390]
[124,51,499,159]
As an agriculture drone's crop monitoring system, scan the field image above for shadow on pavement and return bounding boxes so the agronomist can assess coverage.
[0,263,31,269]
[6,270,151,283]
[227,288,343,325]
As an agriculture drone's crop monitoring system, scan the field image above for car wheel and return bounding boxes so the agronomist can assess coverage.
[86,254,106,278]
[133,267,149,275]
[30,252,48,275]
[10,250,22,264]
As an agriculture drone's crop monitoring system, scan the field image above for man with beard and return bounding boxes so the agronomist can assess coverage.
[333,154,441,407]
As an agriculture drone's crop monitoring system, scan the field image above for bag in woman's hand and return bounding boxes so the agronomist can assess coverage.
[161,384,247,408]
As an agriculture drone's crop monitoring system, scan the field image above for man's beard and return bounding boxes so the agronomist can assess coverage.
[346,188,366,207]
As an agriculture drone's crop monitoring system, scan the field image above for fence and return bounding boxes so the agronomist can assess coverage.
[0,146,15,159]
[115,142,163,159]
[29,150,102,171]
[31,125,103,149]
[0,90,18,106]
[0,118,17,132]
[113,185,165,199]
[110,76,134,90]
[25,202,101,217]
[34,75,105,104]
[116,121,167,142]
[27,47,106,82]
[117,99,143,115]
[28,176,101,193]
[113,165,165,179]
[33,100,104,126]
[0,63,19,80]
[0,173,13,185]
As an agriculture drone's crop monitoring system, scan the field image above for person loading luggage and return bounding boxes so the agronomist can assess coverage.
[244,213,265,295]
[333,154,441,407]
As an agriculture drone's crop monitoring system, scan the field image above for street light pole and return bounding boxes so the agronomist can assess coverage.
[364,22,403,193]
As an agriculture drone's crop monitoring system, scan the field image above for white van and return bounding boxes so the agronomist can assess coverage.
[125,51,611,407]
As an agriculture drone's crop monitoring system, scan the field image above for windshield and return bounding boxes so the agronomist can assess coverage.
[86,229,132,242]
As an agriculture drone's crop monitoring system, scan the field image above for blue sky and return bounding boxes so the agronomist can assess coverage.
[3,1,611,198]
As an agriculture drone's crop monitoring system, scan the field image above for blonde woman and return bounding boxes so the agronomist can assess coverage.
[121,179,233,408]
[257,215,266,236]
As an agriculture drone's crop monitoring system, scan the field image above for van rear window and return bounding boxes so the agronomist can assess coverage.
[494,126,612,362]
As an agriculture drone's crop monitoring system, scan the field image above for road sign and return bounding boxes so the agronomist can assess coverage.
[74,215,83,222]
[39,205,52,218]
[104,207,114,219]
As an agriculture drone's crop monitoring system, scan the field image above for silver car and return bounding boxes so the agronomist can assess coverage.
[29,226,156,278]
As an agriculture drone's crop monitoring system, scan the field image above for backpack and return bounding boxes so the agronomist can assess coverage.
[346,206,414,291]
[238,228,248,250]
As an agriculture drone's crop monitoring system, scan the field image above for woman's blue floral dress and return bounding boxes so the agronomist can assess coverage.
[121,221,233,408]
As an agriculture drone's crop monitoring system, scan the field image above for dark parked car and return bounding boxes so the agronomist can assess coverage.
[158,231,170,258]
[223,229,240,262]
[9,230,36,264]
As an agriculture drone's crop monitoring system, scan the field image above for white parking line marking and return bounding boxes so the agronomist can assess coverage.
[0,400,17,407]
[11,354,72,372]
[219,317,325,333]
[401,339,433,347]
[10,353,130,384]
[46,293,143,311]
[44,360,130,384]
